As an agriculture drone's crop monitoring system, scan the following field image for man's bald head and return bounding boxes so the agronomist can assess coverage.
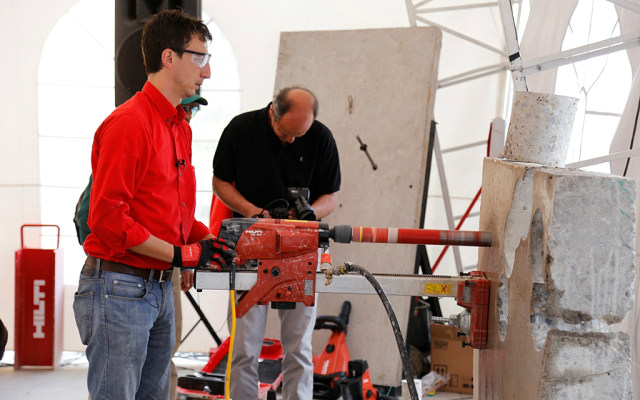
[269,87,319,144]
[272,87,318,122]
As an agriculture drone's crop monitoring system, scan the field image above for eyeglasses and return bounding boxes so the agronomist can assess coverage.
[179,49,211,68]
[182,104,200,117]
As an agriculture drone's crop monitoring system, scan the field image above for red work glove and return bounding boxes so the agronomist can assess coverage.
[173,238,236,269]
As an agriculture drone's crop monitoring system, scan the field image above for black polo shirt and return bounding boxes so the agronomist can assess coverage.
[213,103,341,215]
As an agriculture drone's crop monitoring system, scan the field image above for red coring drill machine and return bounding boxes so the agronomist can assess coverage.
[200,217,492,350]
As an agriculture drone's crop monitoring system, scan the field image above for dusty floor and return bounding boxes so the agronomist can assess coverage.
[0,351,472,399]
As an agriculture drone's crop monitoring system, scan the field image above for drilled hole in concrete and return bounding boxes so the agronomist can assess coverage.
[503,171,533,278]
[497,273,509,342]
[530,208,544,283]
[530,208,551,351]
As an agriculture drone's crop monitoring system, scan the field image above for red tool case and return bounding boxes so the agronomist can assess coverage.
[14,224,64,369]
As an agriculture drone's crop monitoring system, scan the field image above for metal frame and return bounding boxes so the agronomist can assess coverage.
[405,0,640,274]
[433,131,464,274]
[566,147,640,169]
[407,0,523,88]
[521,31,640,75]
[405,0,527,273]
[497,0,528,91]
[407,1,640,90]
[438,62,510,88]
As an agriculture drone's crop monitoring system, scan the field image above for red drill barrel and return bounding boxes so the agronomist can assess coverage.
[331,225,491,247]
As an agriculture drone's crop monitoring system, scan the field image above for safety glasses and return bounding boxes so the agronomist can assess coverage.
[182,104,200,117]
[179,49,211,68]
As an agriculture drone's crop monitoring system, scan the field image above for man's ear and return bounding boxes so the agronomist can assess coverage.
[161,48,174,68]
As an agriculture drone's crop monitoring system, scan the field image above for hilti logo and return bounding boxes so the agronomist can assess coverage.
[33,279,45,339]
[245,229,263,237]
[321,360,329,375]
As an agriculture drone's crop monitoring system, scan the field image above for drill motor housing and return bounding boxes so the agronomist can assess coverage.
[219,218,329,317]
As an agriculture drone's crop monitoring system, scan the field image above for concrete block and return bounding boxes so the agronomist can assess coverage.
[503,92,578,167]
[532,169,636,325]
[540,331,632,399]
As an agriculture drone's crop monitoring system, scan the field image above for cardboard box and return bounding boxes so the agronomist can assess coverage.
[429,323,473,394]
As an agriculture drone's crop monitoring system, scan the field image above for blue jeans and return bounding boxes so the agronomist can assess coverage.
[73,264,175,400]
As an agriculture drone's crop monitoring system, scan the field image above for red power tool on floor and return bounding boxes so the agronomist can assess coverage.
[313,301,354,398]
[313,301,396,399]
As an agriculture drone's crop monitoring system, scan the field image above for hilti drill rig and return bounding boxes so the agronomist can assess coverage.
[195,218,492,400]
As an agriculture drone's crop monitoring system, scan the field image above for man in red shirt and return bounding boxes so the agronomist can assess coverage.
[73,10,235,400]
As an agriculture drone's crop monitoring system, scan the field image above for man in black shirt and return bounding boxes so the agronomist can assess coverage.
[212,86,341,399]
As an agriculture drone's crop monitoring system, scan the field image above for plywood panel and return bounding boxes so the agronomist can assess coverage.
[266,27,441,385]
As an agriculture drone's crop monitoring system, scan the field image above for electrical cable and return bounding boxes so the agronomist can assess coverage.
[337,262,419,400]
[622,96,640,177]
[253,198,289,218]
[225,263,236,400]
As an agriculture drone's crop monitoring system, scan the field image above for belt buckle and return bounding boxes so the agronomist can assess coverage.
[156,269,170,283]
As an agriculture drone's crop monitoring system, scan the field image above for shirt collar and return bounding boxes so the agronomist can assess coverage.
[262,103,273,131]
[262,103,279,144]
[142,81,186,124]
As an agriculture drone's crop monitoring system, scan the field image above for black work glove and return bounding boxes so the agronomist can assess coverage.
[173,238,236,270]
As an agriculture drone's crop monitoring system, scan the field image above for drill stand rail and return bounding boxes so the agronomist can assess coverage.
[195,268,490,349]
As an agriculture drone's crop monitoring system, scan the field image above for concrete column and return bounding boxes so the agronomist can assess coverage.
[476,157,635,399]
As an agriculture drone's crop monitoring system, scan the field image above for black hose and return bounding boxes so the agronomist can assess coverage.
[340,262,418,400]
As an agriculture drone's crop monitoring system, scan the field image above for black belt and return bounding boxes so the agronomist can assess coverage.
[83,256,173,282]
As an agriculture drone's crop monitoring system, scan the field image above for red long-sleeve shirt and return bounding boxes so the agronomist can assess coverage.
[83,82,210,270]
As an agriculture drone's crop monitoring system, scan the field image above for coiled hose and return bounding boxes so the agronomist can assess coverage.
[333,262,418,400]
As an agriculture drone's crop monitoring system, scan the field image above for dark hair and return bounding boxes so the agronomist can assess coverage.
[272,86,318,122]
[141,9,212,75]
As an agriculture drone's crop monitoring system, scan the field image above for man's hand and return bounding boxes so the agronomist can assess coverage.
[173,238,236,269]
[180,270,194,291]
[251,207,271,218]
